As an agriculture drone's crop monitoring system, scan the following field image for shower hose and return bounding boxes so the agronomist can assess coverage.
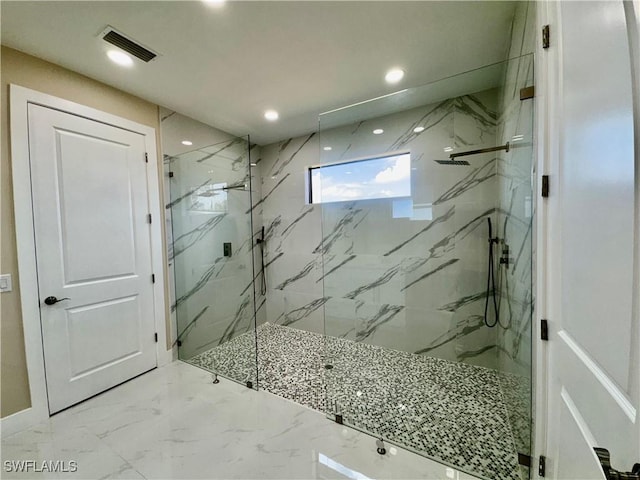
[484,217,501,328]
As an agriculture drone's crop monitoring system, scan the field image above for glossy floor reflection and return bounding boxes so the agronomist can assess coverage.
[1,362,480,480]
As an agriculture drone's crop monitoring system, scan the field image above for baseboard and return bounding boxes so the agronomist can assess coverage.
[157,347,176,367]
[0,406,45,438]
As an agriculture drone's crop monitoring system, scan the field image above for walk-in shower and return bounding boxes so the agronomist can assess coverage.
[166,47,534,480]
[315,53,534,480]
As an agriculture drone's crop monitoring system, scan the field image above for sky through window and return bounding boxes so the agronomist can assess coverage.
[310,153,411,204]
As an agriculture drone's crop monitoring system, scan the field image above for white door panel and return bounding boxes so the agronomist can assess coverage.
[558,0,635,390]
[55,128,138,283]
[65,295,142,379]
[28,104,156,414]
[546,0,639,477]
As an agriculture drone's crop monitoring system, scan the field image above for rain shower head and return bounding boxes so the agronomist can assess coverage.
[434,159,470,166]
[432,142,510,166]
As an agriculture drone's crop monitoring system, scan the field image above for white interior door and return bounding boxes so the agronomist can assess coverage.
[28,104,157,414]
[544,1,639,477]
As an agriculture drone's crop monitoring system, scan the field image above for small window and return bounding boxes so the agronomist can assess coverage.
[308,152,411,204]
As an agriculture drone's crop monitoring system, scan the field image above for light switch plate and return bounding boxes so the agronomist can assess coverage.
[0,274,13,293]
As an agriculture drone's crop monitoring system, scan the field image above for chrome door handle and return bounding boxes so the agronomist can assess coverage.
[43,296,70,306]
[594,448,640,480]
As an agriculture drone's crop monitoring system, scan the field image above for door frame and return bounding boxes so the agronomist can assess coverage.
[533,1,551,476]
[4,85,170,435]
[534,0,640,477]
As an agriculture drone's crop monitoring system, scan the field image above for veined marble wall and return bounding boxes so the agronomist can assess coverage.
[160,109,265,364]
[260,90,503,369]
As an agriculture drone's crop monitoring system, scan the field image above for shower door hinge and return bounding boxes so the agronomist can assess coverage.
[520,86,535,100]
[518,453,532,467]
[541,175,549,197]
[154,332,158,343]
[542,25,550,49]
[147,213,152,224]
[541,319,549,341]
[151,274,156,283]
[145,152,148,163]
[539,455,547,477]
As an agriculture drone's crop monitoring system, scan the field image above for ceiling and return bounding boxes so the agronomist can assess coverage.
[1,1,517,145]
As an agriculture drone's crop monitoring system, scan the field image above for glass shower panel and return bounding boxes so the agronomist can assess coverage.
[169,136,258,388]
[496,52,535,478]
[319,57,533,480]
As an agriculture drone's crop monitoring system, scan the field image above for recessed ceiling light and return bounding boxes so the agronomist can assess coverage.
[107,49,133,67]
[385,68,405,84]
[264,110,279,121]
[373,129,384,135]
[203,0,225,6]
[413,126,425,133]
[181,140,193,146]
[323,146,332,151]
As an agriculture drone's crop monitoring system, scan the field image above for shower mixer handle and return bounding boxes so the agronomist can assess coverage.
[499,256,514,268]
[500,244,513,268]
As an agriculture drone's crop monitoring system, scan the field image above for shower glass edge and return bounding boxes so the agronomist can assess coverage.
[319,55,534,480]
[170,135,259,390]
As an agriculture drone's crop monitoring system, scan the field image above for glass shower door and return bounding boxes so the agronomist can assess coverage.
[319,57,534,480]
[169,136,258,388]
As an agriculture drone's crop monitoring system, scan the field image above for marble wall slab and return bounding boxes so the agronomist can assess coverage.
[160,109,265,362]
[260,90,503,370]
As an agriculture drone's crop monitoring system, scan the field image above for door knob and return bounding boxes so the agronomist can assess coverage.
[43,296,70,306]
[594,448,640,480]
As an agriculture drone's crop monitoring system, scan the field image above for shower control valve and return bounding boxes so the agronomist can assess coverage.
[500,255,514,268]
[499,245,513,268]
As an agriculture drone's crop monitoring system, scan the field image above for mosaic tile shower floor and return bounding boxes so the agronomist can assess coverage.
[187,323,529,480]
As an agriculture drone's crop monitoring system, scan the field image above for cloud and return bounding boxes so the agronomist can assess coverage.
[312,172,364,202]
[321,185,363,201]
[373,155,410,184]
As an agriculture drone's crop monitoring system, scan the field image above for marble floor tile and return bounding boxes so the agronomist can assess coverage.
[2,361,477,480]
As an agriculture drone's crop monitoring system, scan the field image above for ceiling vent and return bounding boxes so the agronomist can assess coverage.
[100,26,158,63]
